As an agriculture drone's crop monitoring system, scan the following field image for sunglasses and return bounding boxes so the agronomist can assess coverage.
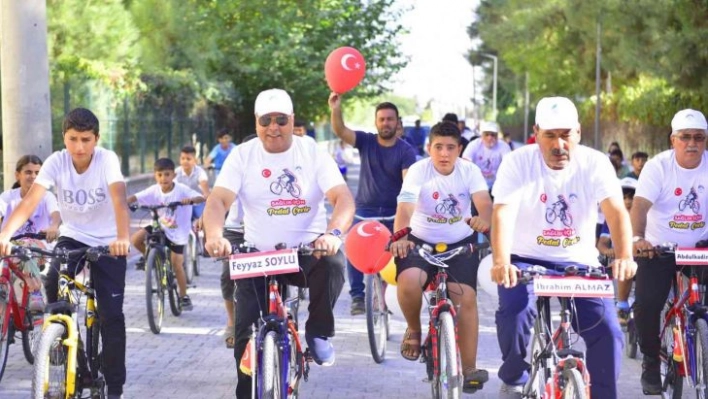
[483,132,498,137]
[258,114,289,127]
[674,134,707,143]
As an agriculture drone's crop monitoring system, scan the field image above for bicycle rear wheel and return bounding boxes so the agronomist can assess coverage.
[261,331,282,399]
[561,368,588,399]
[694,318,708,398]
[167,265,182,317]
[145,248,165,334]
[660,312,683,398]
[625,317,638,359]
[0,281,11,382]
[432,311,461,399]
[184,232,197,284]
[22,310,44,365]
[365,273,388,364]
[32,323,69,399]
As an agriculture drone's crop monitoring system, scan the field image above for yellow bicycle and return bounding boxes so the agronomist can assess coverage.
[13,245,111,399]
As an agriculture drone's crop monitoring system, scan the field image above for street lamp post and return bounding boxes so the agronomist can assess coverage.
[478,53,497,121]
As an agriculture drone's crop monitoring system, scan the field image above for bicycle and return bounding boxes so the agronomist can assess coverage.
[545,200,573,227]
[434,198,461,217]
[360,214,395,365]
[0,232,48,381]
[678,196,700,214]
[269,172,301,198]
[518,265,614,399]
[650,242,708,398]
[226,242,322,399]
[17,244,113,399]
[183,219,204,285]
[130,202,189,334]
[410,236,490,399]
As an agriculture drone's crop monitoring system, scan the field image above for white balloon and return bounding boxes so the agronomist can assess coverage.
[384,285,403,318]
[477,254,498,299]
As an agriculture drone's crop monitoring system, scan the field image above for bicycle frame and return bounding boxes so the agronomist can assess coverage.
[1,258,35,336]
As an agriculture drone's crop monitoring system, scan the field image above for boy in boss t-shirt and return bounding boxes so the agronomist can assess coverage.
[0,108,131,399]
[128,158,205,311]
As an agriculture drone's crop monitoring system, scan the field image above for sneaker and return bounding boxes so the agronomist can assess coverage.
[463,368,489,393]
[350,297,365,316]
[29,291,45,313]
[305,333,335,366]
[617,308,630,328]
[499,382,523,399]
[135,257,145,271]
[641,357,662,395]
[180,295,194,311]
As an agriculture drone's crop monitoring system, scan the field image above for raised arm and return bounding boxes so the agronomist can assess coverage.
[328,92,357,146]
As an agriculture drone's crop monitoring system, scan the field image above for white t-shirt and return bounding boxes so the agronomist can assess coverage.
[175,165,208,193]
[399,158,487,243]
[134,183,202,245]
[34,147,124,247]
[637,150,708,247]
[461,139,511,188]
[215,136,345,250]
[0,189,59,235]
[492,144,621,264]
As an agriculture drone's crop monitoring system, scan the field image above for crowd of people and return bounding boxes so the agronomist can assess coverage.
[0,85,705,398]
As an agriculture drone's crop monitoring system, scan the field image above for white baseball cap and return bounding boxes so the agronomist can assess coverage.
[535,97,579,130]
[619,177,637,190]
[671,109,707,132]
[480,121,499,134]
[254,89,293,116]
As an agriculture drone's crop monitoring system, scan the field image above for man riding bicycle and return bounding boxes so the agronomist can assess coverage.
[389,122,493,392]
[203,89,355,399]
[490,97,636,399]
[631,108,708,394]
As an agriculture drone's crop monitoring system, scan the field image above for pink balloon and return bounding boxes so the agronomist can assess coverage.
[324,47,366,93]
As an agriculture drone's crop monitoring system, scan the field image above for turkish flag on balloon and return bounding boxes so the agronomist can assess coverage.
[324,47,366,93]
[344,221,392,274]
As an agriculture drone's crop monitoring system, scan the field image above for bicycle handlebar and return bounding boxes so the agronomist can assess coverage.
[215,242,326,261]
[9,245,111,263]
[517,265,609,285]
[10,232,47,241]
[129,201,189,212]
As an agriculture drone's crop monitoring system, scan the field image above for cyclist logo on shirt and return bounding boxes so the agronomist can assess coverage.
[16,219,36,235]
[159,206,178,229]
[545,194,574,227]
[428,193,463,224]
[270,168,302,198]
[267,168,311,217]
[679,186,701,214]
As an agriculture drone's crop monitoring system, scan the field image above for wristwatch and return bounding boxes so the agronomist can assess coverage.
[327,229,343,238]
[632,236,644,243]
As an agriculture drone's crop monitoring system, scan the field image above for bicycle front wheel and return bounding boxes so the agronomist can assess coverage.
[184,233,196,285]
[32,323,69,399]
[561,368,588,399]
[87,315,103,381]
[167,264,182,317]
[660,312,683,398]
[22,310,44,365]
[145,248,165,334]
[365,273,388,364]
[432,311,461,399]
[0,281,11,381]
[694,318,708,398]
[261,331,282,399]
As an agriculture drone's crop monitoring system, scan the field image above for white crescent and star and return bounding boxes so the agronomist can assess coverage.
[341,54,357,71]
[356,222,374,237]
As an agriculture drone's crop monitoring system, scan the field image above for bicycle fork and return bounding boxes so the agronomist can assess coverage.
[41,314,78,396]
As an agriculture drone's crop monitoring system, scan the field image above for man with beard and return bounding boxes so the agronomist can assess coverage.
[329,92,417,315]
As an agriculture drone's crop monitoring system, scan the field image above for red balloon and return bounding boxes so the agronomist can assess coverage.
[324,47,366,93]
[345,221,392,274]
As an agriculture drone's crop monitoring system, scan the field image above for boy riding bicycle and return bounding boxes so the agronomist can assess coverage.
[128,157,205,311]
[389,121,493,392]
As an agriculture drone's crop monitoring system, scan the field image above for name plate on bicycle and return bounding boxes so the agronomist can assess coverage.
[533,276,614,298]
[675,248,708,266]
[229,249,300,280]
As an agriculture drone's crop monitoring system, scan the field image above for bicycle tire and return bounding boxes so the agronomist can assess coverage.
[287,329,302,399]
[365,273,387,364]
[193,234,202,276]
[660,313,683,399]
[0,281,11,382]
[261,331,282,399]
[525,329,550,397]
[32,323,69,399]
[87,316,102,380]
[22,310,44,365]
[625,318,638,359]
[432,311,461,399]
[561,368,588,399]
[145,248,165,334]
[694,318,708,398]
[679,199,687,212]
[167,263,182,317]
[184,232,196,285]
[545,208,556,224]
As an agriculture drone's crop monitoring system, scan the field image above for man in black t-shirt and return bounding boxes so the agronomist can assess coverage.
[329,92,417,315]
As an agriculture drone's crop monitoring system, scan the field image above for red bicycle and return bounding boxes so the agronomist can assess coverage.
[0,232,48,381]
